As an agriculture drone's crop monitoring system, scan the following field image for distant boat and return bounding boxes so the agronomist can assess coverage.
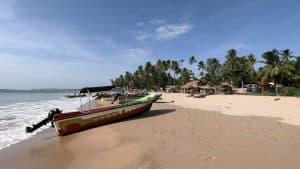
[64,91,86,98]
[26,86,161,136]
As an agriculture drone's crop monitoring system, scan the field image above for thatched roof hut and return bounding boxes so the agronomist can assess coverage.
[216,82,233,94]
[181,80,199,89]
[198,86,215,95]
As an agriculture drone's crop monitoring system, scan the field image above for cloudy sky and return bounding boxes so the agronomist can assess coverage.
[0,0,300,89]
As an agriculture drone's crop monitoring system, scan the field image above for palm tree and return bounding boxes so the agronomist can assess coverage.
[189,56,197,79]
[261,49,293,94]
[245,54,256,78]
[137,65,144,88]
[197,60,206,78]
[223,49,240,85]
[206,58,221,85]
[144,62,154,89]
[166,60,171,84]
[156,59,163,71]
[125,71,135,88]
[280,49,294,62]
[279,49,296,86]
[179,68,193,85]
[171,60,179,86]
[294,57,300,86]
[178,59,184,69]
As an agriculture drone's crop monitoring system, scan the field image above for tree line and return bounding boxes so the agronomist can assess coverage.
[111,49,300,89]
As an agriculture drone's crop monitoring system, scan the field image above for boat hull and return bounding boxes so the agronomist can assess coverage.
[53,99,155,136]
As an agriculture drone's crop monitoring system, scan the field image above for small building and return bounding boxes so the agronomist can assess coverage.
[216,82,233,94]
[257,81,271,93]
[198,86,215,95]
[181,80,216,95]
[165,85,177,93]
[181,80,200,93]
[244,84,257,93]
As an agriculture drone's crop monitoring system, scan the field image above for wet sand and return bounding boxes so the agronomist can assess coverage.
[1,96,300,169]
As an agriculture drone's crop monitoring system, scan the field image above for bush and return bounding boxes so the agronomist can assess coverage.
[285,87,300,96]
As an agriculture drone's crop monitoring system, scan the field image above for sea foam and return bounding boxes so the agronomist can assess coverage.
[0,97,88,150]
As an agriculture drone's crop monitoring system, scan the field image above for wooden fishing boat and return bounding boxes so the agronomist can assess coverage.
[25,86,161,136]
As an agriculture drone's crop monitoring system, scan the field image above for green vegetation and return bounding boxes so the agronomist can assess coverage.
[111,48,300,92]
[285,87,300,96]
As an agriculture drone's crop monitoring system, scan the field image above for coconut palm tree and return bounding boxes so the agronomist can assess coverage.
[294,56,300,86]
[189,56,197,79]
[170,60,180,86]
[223,49,240,85]
[245,54,256,79]
[206,58,221,85]
[280,49,294,62]
[197,60,206,78]
[124,71,132,88]
[261,49,293,94]
[179,68,193,85]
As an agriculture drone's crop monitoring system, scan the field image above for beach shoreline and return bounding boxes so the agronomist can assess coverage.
[1,94,300,169]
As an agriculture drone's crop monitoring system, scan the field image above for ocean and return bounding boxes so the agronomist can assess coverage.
[0,91,88,150]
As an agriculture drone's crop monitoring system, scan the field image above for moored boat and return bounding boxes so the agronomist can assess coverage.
[25,86,161,136]
[64,91,86,98]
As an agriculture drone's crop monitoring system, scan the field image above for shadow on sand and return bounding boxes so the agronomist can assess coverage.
[154,101,175,103]
[117,108,176,123]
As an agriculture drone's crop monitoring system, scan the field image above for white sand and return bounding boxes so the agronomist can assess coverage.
[162,93,300,126]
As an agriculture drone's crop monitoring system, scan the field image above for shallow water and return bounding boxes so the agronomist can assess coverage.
[0,92,88,150]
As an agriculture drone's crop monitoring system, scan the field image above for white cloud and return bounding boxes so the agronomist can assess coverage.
[154,24,192,40]
[135,19,192,41]
[135,33,151,41]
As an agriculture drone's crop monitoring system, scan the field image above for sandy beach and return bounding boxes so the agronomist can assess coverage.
[163,93,300,126]
[1,94,300,169]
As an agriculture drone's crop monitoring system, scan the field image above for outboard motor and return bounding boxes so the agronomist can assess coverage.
[25,108,62,133]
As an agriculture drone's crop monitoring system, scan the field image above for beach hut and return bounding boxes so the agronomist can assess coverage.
[244,84,257,93]
[165,85,177,93]
[198,86,215,95]
[181,80,200,93]
[257,81,271,93]
[216,82,233,94]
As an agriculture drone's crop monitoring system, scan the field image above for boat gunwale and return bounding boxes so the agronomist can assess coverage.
[53,94,158,121]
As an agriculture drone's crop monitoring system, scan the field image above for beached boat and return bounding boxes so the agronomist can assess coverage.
[26,86,161,136]
[193,93,207,98]
[64,91,86,98]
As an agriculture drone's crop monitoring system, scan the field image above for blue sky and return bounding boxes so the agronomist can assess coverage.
[0,0,300,89]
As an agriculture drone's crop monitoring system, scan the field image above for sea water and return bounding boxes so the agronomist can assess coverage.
[0,91,88,150]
